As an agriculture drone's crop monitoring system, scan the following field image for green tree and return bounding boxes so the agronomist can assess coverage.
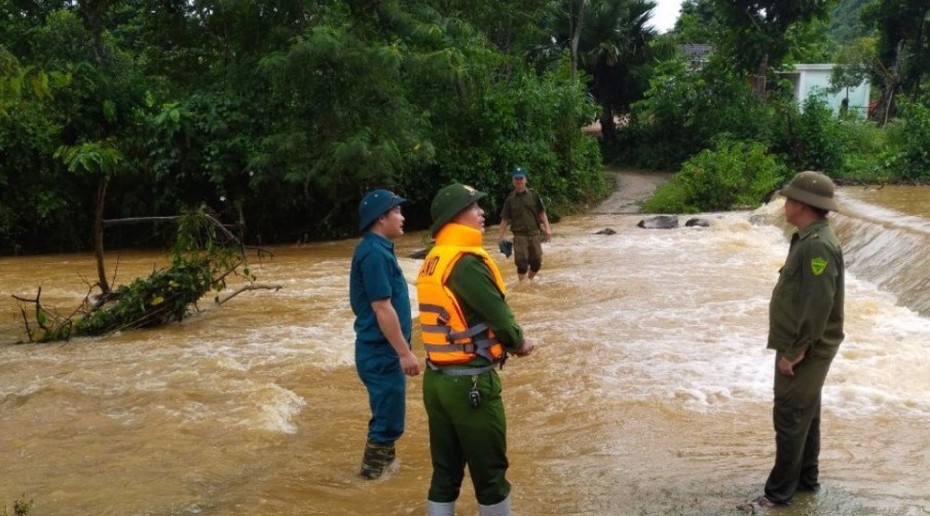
[673,0,718,42]
[617,59,772,169]
[0,0,605,253]
[544,0,660,151]
[862,0,930,122]
[710,0,836,95]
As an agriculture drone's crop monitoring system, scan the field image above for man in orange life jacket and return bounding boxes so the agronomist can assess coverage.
[350,189,421,480]
[417,183,534,516]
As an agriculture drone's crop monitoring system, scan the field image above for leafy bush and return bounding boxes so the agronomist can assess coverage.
[614,60,771,170]
[878,100,930,182]
[835,118,888,183]
[404,63,605,224]
[1,493,32,516]
[643,139,789,213]
[770,92,846,175]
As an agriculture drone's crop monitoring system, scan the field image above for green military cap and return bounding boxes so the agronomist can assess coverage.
[429,183,486,236]
[779,171,840,212]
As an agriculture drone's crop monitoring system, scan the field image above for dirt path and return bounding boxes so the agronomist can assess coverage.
[592,167,673,214]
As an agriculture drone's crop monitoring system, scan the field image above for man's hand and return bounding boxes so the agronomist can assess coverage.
[513,339,534,357]
[399,351,421,376]
[777,349,807,376]
[542,228,552,243]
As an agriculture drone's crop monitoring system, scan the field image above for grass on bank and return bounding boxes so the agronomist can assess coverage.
[1,494,32,516]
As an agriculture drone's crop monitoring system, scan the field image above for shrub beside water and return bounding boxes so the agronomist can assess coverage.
[1,494,32,516]
[643,139,789,213]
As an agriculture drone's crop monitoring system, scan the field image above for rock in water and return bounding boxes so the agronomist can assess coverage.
[637,215,679,229]
[685,218,711,228]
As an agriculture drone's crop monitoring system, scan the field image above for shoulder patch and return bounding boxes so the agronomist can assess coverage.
[810,257,828,276]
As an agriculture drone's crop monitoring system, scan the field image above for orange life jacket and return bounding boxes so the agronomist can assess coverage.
[416,223,506,366]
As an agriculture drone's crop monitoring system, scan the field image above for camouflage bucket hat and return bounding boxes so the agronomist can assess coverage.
[778,171,840,212]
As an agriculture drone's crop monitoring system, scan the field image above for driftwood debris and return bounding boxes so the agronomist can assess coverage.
[12,208,282,344]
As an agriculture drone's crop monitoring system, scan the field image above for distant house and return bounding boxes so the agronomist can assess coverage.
[780,64,870,117]
[681,44,712,71]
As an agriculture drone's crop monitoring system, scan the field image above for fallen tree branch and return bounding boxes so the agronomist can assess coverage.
[216,284,283,306]
[12,208,283,344]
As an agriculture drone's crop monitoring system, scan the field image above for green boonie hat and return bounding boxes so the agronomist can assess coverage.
[429,183,486,236]
[778,170,840,212]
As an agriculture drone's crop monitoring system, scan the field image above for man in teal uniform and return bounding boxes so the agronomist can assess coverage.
[417,183,535,516]
[747,171,845,509]
[498,167,551,281]
[350,189,421,480]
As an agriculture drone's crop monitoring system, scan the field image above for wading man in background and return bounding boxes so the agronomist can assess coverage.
[418,183,535,516]
[349,189,421,480]
[747,171,845,510]
[498,167,551,281]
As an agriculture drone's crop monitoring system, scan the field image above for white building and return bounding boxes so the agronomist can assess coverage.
[781,63,870,117]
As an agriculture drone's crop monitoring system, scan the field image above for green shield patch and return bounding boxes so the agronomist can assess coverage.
[810,257,828,276]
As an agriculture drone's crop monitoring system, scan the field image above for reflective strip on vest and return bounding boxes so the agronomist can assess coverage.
[416,243,506,366]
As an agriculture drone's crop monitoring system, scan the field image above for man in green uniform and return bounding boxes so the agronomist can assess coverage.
[747,171,845,510]
[417,183,535,516]
[498,167,551,281]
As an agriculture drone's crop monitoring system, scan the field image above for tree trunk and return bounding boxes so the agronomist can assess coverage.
[78,0,113,64]
[94,176,110,294]
[600,99,616,148]
[753,54,769,97]
[569,0,587,82]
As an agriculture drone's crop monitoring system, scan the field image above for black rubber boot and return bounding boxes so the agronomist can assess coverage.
[360,440,395,479]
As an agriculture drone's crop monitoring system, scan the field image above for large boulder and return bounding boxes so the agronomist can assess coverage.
[637,215,679,229]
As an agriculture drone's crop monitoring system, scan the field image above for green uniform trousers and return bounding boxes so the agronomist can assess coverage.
[423,367,511,505]
[765,350,835,504]
[513,234,543,274]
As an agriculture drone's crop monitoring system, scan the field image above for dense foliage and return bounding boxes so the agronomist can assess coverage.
[620,0,930,213]
[4,0,930,242]
[0,0,606,255]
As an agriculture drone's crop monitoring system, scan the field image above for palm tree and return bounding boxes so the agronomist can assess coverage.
[546,0,659,148]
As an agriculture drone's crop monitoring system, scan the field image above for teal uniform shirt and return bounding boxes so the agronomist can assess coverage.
[768,219,845,360]
[350,232,412,343]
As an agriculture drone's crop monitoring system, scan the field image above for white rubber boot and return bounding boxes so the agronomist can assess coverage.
[426,500,455,516]
[478,495,511,516]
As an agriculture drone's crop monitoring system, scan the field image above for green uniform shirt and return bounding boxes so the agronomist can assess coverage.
[500,188,545,236]
[768,219,845,359]
[446,254,524,365]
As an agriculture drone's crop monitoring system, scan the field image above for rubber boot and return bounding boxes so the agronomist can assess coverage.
[426,500,455,516]
[478,495,511,516]
[359,440,395,479]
